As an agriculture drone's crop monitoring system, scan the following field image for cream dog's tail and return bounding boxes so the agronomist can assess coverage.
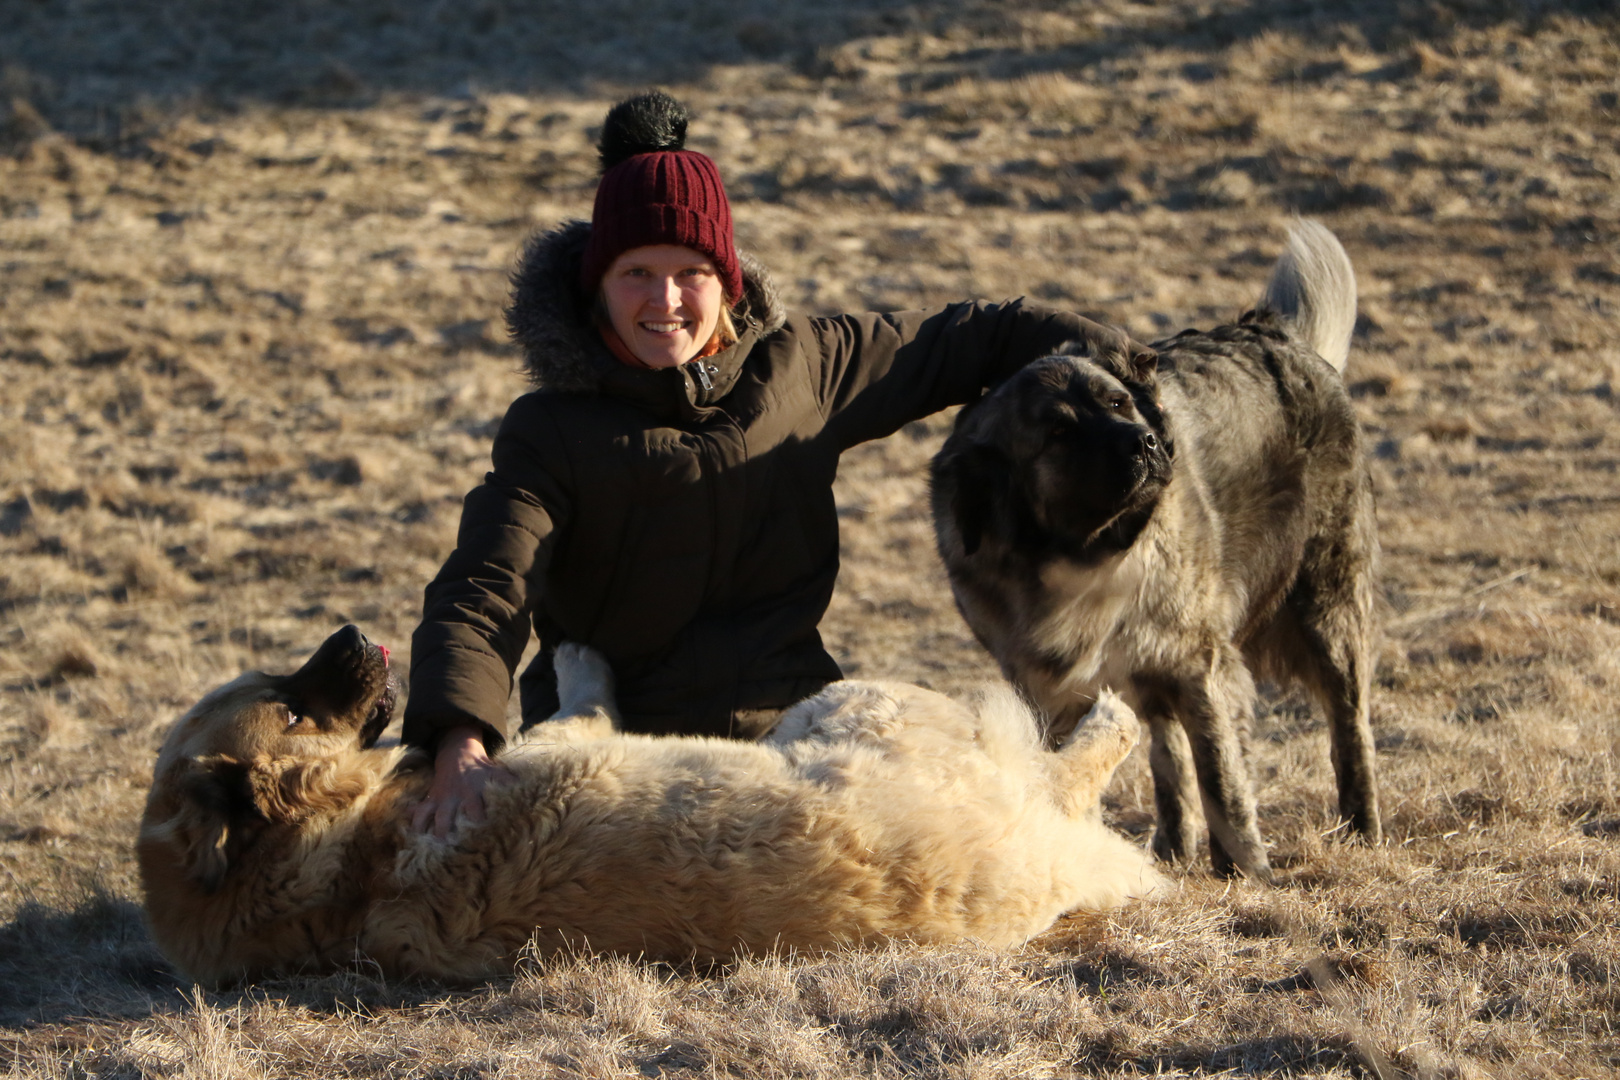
[1260,219,1358,373]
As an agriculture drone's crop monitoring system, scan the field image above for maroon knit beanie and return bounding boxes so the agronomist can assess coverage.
[580,92,743,302]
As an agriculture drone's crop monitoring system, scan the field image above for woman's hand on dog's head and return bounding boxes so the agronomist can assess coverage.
[412,726,515,839]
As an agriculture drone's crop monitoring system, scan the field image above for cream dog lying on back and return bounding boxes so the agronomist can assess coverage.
[138,625,1160,985]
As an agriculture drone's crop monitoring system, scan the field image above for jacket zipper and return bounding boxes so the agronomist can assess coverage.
[693,362,715,394]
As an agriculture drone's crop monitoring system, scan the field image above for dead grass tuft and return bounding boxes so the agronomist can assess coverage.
[27,629,102,688]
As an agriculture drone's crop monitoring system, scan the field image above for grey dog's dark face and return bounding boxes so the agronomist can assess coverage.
[1015,357,1169,538]
[936,353,1172,559]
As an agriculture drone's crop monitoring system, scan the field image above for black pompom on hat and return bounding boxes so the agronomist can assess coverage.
[597,90,689,172]
[581,91,742,301]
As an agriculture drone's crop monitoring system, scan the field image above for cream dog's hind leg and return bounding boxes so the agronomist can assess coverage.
[553,643,620,725]
[511,643,620,746]
[1052,691,1142,815]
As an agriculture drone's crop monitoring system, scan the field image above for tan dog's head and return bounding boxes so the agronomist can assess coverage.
[140,625,395,893]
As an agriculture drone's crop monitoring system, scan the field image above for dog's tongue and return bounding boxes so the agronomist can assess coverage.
[378,644,390,667]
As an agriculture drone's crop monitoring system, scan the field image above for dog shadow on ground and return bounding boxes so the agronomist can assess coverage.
[0,890,462,1028]
[0,888,1399,1080]
[0,892,185,1027]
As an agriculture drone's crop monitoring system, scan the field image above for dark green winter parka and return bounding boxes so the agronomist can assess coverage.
[402,221,1130,751]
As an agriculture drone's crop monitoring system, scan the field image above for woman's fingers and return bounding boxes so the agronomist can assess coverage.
[414,727,518,838]
[432,795,462,840]
[411,797,437,834]
[416,758,514,838]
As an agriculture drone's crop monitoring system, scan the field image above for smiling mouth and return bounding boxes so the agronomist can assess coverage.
[639,321,688,334]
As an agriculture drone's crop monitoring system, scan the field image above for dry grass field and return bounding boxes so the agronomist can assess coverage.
[3,0,1618,1075]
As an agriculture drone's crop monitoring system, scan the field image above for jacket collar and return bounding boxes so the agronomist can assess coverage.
[505,220,787,417]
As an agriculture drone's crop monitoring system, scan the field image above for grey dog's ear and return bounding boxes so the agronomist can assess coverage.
[933,441,1007,558]
[169,756,258,893]
[1124,342,1159,386]
[1061,333,1158,389]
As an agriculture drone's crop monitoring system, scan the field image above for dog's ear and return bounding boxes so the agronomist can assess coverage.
[167,755,257,893]
[1081,339,1159,393]
[247,758,371,826]
[932,441,1008,557]
[1057,324,1155,380]
[1124,342,1159,387]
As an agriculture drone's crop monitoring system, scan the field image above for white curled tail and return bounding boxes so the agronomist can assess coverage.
[1260,219,1357,373]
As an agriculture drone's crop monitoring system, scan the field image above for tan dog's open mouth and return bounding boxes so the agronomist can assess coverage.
[278,624,396,747]
[351,631,395,748]
[359,663,396,749]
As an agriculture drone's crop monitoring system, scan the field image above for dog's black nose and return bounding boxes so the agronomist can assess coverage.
[1137,432,1159,456]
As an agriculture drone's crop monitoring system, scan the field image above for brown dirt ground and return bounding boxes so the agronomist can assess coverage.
[2,1,1618,1076]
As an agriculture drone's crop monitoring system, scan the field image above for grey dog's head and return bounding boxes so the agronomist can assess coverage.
[932,342,1172,562]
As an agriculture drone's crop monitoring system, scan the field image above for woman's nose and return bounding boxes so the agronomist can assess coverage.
[655,276,682,309]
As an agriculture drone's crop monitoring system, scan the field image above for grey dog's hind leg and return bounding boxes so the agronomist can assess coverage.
[1313,637,1380,843]
[1313,523,1381,844]
[1261,553,1382,843]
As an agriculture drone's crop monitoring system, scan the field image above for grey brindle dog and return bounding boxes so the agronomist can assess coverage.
[930,222,1379,881]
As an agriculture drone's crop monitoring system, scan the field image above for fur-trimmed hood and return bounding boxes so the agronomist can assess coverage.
[505,220,787,395]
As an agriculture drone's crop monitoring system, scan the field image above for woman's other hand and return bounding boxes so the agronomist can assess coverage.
[411,725,513,839]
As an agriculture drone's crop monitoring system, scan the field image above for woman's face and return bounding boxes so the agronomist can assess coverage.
[601,245,725,369]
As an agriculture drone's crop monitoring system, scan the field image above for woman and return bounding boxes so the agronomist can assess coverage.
[406,91,1150,836]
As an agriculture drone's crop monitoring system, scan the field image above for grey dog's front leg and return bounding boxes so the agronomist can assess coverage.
[1182,657,1271,883]
[1147,714,1203,865]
